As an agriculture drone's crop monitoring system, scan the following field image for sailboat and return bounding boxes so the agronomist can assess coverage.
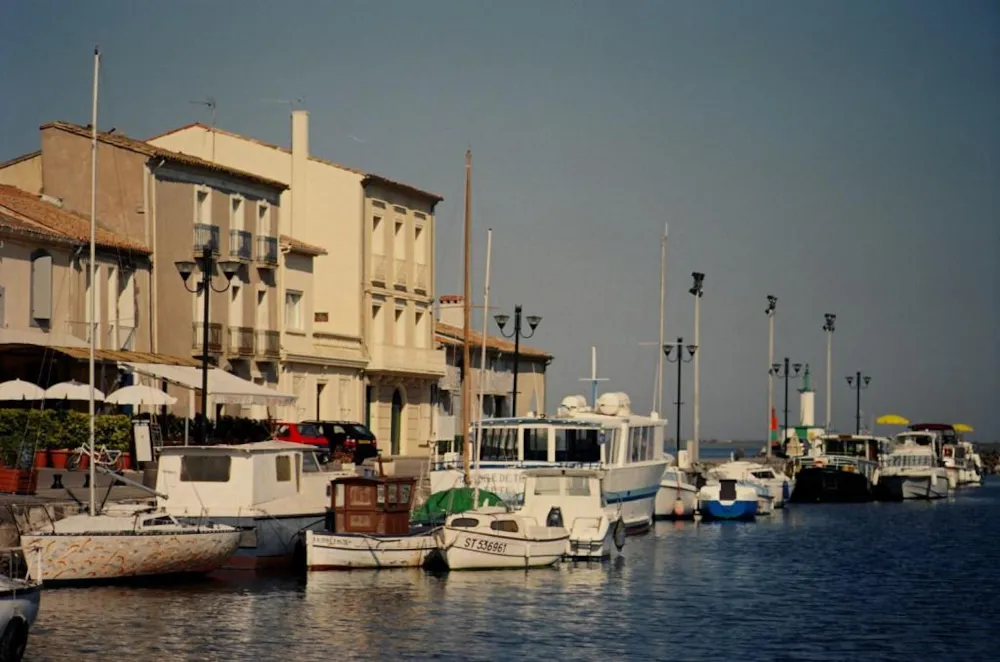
[19,48,241,583]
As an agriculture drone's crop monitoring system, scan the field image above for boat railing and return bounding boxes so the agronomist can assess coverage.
[794,454,878,477]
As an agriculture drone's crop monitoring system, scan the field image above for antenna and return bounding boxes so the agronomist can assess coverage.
[578,346,609,406]
[190,97,217,161]
[261,97,305,110]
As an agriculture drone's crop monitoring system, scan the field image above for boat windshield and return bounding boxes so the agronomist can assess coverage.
[824,439,871,458]
[301,451,322,473]
[884,453,935,468]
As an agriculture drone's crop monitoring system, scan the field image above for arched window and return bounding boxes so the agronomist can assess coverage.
[30,249,53,323]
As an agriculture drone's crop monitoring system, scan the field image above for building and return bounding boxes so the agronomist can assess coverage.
[149,113,446,455]
[434,295,552,450]
[0,122,290,417]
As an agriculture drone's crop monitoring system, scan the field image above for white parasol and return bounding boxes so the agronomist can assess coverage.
[44,380,106,402]
[105,384,176,407]
[0,379,46,401]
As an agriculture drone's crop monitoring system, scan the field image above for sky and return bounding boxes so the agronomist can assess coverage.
[1,0,997,440]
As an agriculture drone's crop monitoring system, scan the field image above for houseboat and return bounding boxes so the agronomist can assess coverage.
[790,435,890,503]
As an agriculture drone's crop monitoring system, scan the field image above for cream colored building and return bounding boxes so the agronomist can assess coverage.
[150,112,446,455]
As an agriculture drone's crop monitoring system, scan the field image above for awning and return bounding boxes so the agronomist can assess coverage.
[124,362,296,406]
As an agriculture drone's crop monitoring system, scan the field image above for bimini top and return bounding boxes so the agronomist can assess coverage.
[476,417,603,429]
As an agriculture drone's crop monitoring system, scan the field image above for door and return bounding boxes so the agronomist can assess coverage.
[316,382,326,420]
[391,388,403,455]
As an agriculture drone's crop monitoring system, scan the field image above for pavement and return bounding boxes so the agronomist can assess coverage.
[0,467,153,507]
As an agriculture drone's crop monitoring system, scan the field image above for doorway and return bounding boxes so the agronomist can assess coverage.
[316,382,326,420]
[391,388,404,455]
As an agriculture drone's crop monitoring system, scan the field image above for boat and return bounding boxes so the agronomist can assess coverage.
[789,434,889,503]
[0,562,41,662]
[154,442,356,569]
[876,431,949,500]
[696,477,760,521]
[906,424,959,488]
[304,473,439,570]
[711,460,791,509]
[19,48,242,584]
[430,392,669,532]
[520,468,626,561]
[433,507,569,570]
[960,441,984,487]
[654,463,699,519]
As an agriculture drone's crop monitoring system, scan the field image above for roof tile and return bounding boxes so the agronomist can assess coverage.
[435,321,551,360]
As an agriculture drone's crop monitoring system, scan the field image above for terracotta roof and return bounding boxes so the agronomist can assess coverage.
[149,122,442,203]
[0,150,41,169]
[0,184,150,254]
[280,234,327,256]
[435,321,551,360]
[44,122,288,191]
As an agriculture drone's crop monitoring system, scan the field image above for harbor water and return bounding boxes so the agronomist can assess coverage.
[28,479,999,661]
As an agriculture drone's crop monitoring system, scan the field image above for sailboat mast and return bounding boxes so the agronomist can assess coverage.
[461,150,473,486]
[88,46,100,516]
[656,223,667,416]
[474,228,493,508]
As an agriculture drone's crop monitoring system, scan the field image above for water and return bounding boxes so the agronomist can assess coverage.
[27,480,1000,661]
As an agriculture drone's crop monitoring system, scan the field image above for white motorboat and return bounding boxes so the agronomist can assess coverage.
[520,468,626,561]
[433,508,569,570]
[0,570,40,662]
[957,441,983,487]
[696,477,760,521]
[711,460,791,509]
[155,442,356,569]
[431,392,668,531]
[878,433,949,500]
[654,465,699,519]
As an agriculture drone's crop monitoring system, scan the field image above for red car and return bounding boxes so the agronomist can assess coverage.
[272,422,328,451]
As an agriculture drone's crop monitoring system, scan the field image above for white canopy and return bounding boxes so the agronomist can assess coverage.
[124,363,295,406]
[106,384,177,406]
[0,379,46,401]
[45,380,106,402]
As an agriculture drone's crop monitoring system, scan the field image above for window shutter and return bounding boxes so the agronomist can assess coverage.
[30,252,53,321]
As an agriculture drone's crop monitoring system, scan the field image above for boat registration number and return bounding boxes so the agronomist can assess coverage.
[463,536,507,554]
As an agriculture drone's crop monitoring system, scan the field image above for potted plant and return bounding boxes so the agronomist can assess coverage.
[0,436,38,495]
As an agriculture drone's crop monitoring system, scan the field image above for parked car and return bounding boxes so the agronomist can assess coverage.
[303,420,379,464]
[272,422,330,459]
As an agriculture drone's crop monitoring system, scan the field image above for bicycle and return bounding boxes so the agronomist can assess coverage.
[65,444,124,472]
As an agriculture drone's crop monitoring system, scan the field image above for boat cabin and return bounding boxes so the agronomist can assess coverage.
[819,435,887,462]
[522,468,606,521]
[326,475,417,535]
[473,418,605,464]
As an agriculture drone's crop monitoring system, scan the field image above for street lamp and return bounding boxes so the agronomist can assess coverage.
[846,372,872,435]
[663,337,697,457]
[770,357,802,453]
[175,245,239,444]
[689,272,704,462]
[765,295,777,457]
[823,313,836,430]
[494,305,541,417]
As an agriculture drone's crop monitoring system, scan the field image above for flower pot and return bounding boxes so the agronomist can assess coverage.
[77,453,89,471]
[120,454,132,471]
[0,468,38,495]
[34,450,49,469]
[49,449,70,470]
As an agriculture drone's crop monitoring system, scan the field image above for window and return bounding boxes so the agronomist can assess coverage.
[30,250,53,322]
[285,290,303,330]
[524,427,548,462]
[180,455,231,482]
[567,476,591,496]
[256,289,268,329]
[399,483,413,506]
[195,189,210,224]
[257,203,270,236]
[372,216,384,255]
[450,517,479,528]
[394,220,405,259]
[533,476,561,495]
[231,196,244,231]
[555,427,601,463]
[414,225,426,264]
[393,306,405,346]
[490,520,519,533]
[415,309,427,348]
[372,302,384,345]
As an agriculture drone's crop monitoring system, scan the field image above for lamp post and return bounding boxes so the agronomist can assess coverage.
[689,272,704,462]
[823,313,836,431]
[770,358,802,451]
[765,295,777,456]
[846,372,871,435]
[494,305,541,417]
[175,245,239,444]
[663,337,697,457]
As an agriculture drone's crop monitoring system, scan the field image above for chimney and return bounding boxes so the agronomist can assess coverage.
[290,109,309,236]
[438,295,464,328]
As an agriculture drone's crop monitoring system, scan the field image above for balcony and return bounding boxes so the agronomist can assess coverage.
[369,343,446,378]
[371,254,387,285]
[228,326,255,357]
[415,263,429,293]
[257,329,280,359]
[435,413,456,443]
[256,236,278,267]
[440,364,461,391]
[230,229,252,261]
[191,322,223,353]
[471,368,514,395]
[193,224,220,255]
[394,259,408,289]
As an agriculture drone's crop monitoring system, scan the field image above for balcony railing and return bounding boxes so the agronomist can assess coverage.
[371,254,387,284]
[394,259,408,288]
[257,330,280,359]
[230,229,252,260]
[193,224,220,255]
[192,322,223,353]
[369,343,446,377]
[441,364,461,391]
[68,322,137,350]
[112,325,135,351]
[415,263,429,292]
[256,236,278,267]
[228,326,255,356]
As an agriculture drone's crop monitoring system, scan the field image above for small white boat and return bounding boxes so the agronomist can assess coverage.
[654,466,698,519]
[878,432,950,500]
[434,508,569,570]
[712,461,791,509]
[696,478,759,521]
[0,571,40,662]
[520,468,626,561]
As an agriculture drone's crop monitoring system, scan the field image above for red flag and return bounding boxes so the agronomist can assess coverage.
[769,407,779,442]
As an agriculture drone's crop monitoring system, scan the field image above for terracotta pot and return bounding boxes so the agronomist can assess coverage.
[77,453,89,470]
[34,450,49,469]
[49,449,70,470]
[0,468,39,495]
[120,454,132,471]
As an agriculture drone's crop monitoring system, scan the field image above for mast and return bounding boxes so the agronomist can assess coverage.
[578,346,608,406]
[474,228,493,508]
[657,223,667,416]
[461,150,473,486]
[88,47,100,516]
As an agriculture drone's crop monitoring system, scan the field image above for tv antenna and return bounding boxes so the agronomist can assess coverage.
[190,97,218,161]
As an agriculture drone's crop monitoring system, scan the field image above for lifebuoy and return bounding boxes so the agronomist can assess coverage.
[0,618,29,662]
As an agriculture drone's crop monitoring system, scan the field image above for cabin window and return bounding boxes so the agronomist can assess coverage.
[523,427,548,462]
[388,483,398,504]
[554,428,601,463]
[377,484,386,504]
[142,516,176,527]
[567,476,590,496]
[399,483,412,506]
[335,483,345,506]
[275,455,292,482]
[490,520,519,533]
[608,429,621,464]
[180,455,231,482]
[533,476,562,495]
[451,517,479,528]
[301,452,321,473]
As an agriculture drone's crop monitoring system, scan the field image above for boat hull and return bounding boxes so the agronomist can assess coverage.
[700,499,758,521]
[790,467,873,503]
[0,579,40,662]
[304,529,439,570]
[435,527,568,570]
[877,474,950,501]
[654,480,698,519]
[179,513,327,570]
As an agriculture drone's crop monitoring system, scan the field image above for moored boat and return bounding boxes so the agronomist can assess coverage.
[0,564,40,662]
[790,435,888,503]
[711,460,791,509]
[655,465,699,519]
[433,508,569,570]
[876,431,949,501]
[696,478,759,521]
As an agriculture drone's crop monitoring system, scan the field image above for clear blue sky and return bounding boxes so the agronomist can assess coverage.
[2,0,997,440]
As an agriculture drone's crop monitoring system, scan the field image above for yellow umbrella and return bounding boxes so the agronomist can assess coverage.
[953,423,974,433]
[876,414,909,426]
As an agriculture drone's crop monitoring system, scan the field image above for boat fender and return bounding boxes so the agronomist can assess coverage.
[0,618,29,662]
[672,498,686,518]
[546,507,564,529]
[613,518,626,551]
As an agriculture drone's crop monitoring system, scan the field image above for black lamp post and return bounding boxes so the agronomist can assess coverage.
[175,245,239,444]
[494,305,540,418]
[663,337,697,457]
[846,372,871,435]
[770,358,802,451]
